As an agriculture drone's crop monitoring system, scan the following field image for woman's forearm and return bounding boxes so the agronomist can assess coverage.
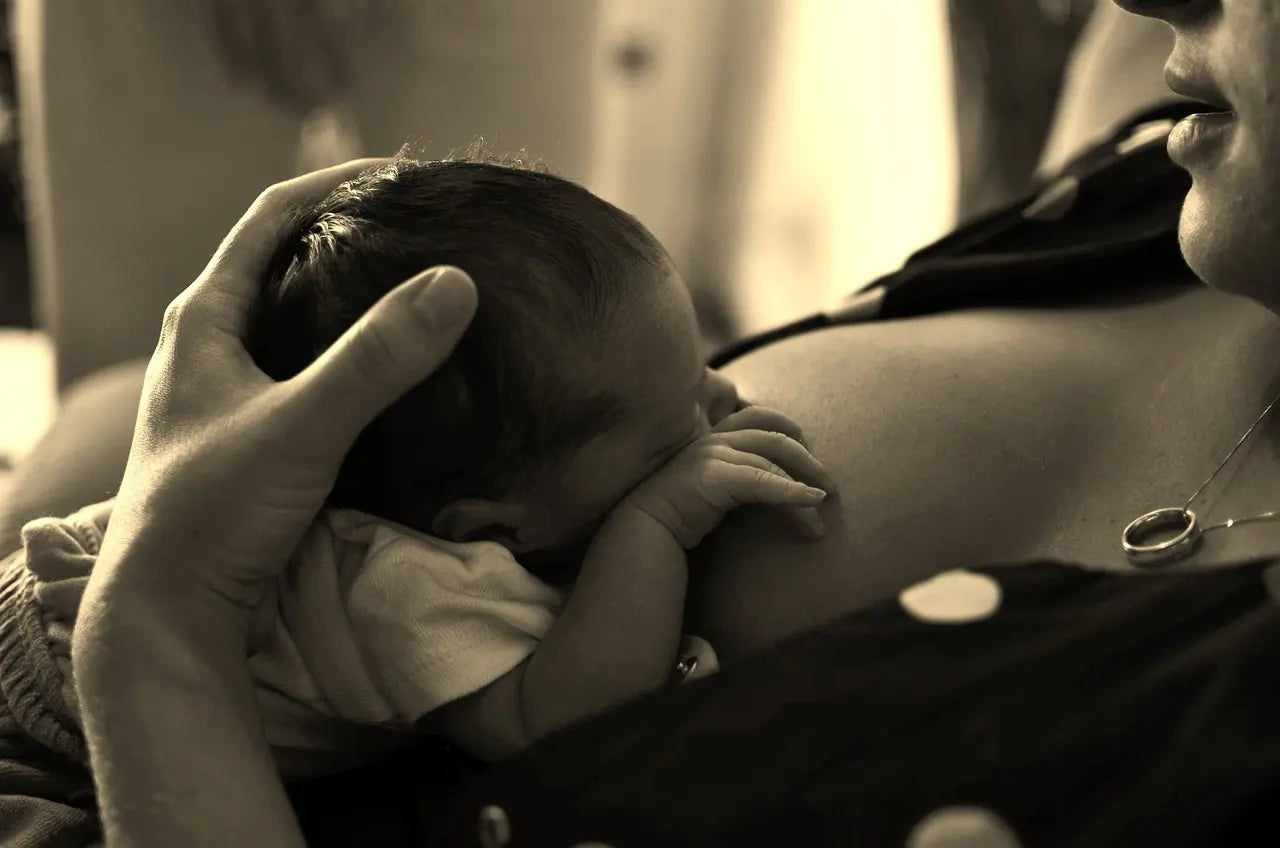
[72,572,305,848]
[521,509,687,738]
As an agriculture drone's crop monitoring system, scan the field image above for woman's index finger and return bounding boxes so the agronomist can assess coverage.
[179,158,387,337]
[201,158,387,292]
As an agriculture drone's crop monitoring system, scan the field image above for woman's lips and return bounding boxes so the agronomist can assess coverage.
[1164,65,1233,112]
[1167,109,1236,167]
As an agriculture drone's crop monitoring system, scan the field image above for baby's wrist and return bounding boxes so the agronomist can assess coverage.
[592,503,688,566]
[600,504,667,543]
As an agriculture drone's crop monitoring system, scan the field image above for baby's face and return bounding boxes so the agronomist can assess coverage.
[521,269,740,553]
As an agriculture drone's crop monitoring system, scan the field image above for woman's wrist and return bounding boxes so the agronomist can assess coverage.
[74,545,254,679]
[73,555,305,848]
[76,577,246,662]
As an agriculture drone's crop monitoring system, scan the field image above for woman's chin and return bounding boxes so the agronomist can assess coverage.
[1179,223,1280,313]
[1179,153,1280,295]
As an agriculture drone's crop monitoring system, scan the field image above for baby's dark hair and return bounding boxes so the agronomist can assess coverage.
[244,143,669,530]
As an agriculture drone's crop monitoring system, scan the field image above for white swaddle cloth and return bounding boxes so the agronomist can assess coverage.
[249,509,718,776]
[9,500,717,780]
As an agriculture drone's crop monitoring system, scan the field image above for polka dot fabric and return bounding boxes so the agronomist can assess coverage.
[414,99,1248,847]
[427,560,1280,847]
[907,807,1022,848]
[899,569,1003,624]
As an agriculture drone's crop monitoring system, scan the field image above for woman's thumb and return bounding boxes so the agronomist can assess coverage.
[293,266,478,444]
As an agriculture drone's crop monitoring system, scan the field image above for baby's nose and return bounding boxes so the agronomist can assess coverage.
[703,368,741,426]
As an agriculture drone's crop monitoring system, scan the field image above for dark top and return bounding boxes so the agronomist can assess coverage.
[294,101,1280,848]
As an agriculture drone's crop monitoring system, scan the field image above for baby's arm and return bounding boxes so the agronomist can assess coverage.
[423,406,833,762]
[423,508,688,761]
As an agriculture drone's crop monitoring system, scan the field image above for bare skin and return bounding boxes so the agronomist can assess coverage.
[692,281,1280,661]
[689,0,1280,664]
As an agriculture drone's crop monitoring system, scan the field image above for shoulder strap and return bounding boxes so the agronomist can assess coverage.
[709,99,1202,369]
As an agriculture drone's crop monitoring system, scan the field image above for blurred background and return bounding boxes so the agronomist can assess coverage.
[0,0,1178,498]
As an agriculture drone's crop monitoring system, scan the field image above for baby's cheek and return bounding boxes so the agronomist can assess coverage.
[609,463,660,512]
[569,467,647,536]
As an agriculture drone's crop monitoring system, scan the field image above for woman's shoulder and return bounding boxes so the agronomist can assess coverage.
[700,311,1114,656]
[695,284,1276,659]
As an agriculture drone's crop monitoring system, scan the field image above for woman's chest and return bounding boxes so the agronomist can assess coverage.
[1007,291,1280,573]
[694,286,1280,656]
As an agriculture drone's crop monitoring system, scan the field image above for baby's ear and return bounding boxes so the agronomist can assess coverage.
[431,498,528,549]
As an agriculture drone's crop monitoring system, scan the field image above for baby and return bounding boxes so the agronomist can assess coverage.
[0,145,832,784]
[240,146,834,774]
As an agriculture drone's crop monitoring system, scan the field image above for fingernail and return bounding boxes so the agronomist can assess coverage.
[802,486,827,502]
[477,804,511,847]
[415,266,476,329]
[798,507,826,538]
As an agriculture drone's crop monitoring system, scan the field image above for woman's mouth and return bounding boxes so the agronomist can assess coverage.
[1167,108,1236,168]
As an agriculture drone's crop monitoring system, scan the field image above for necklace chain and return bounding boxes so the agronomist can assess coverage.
[1123,386,1280,562]
[1182,387,1280,533]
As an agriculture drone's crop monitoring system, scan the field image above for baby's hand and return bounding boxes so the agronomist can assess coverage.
[618,405,837,550]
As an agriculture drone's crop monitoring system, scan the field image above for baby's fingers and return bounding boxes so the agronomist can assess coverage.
[717,428,838,494]
[711,457,827,508]
[712,449,829,539]
[711,404,806,443]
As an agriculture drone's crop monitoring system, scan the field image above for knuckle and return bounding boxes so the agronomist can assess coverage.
[346,322,405,383]
[758,408,802,436]
[751,430,794,460]
[765,429,790,446]
[158,294,198,349]
[255,182,291,214]
[762,460,788,479]
[694,461,729,503]
[159,298,184,339]
[694,461,719,492]
[705,442,734,462]
[749,467,776,491]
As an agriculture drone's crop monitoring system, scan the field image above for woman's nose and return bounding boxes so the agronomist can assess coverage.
[703,369,741,426]
[1110,0,1215,23]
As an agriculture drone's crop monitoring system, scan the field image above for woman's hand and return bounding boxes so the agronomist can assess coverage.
[617,406,836,550]
[91,157,479,647]
[70,158,477,848]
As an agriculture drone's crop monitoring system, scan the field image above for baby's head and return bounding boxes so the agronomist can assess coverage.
[246,146,738,560]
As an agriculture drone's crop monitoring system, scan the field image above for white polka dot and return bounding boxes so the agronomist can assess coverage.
[906,806,1022,848]
[899,570,1002,624]
[1114,118,1176,156]
[1021,175,1078,221]
[1263,563,1280,604]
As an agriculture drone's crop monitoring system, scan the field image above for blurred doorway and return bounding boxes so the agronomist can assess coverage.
[590,0,958,344]
[732,0,958,335]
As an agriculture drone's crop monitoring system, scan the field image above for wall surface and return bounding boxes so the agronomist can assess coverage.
[15,0,303,389]
[589,0,958,339]
[16,0,600,390]
[731,0,958,333]
[19,0,959,384]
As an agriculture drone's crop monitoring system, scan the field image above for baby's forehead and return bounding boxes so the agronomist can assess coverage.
[495,259,693,409]
[586,300,703,392]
